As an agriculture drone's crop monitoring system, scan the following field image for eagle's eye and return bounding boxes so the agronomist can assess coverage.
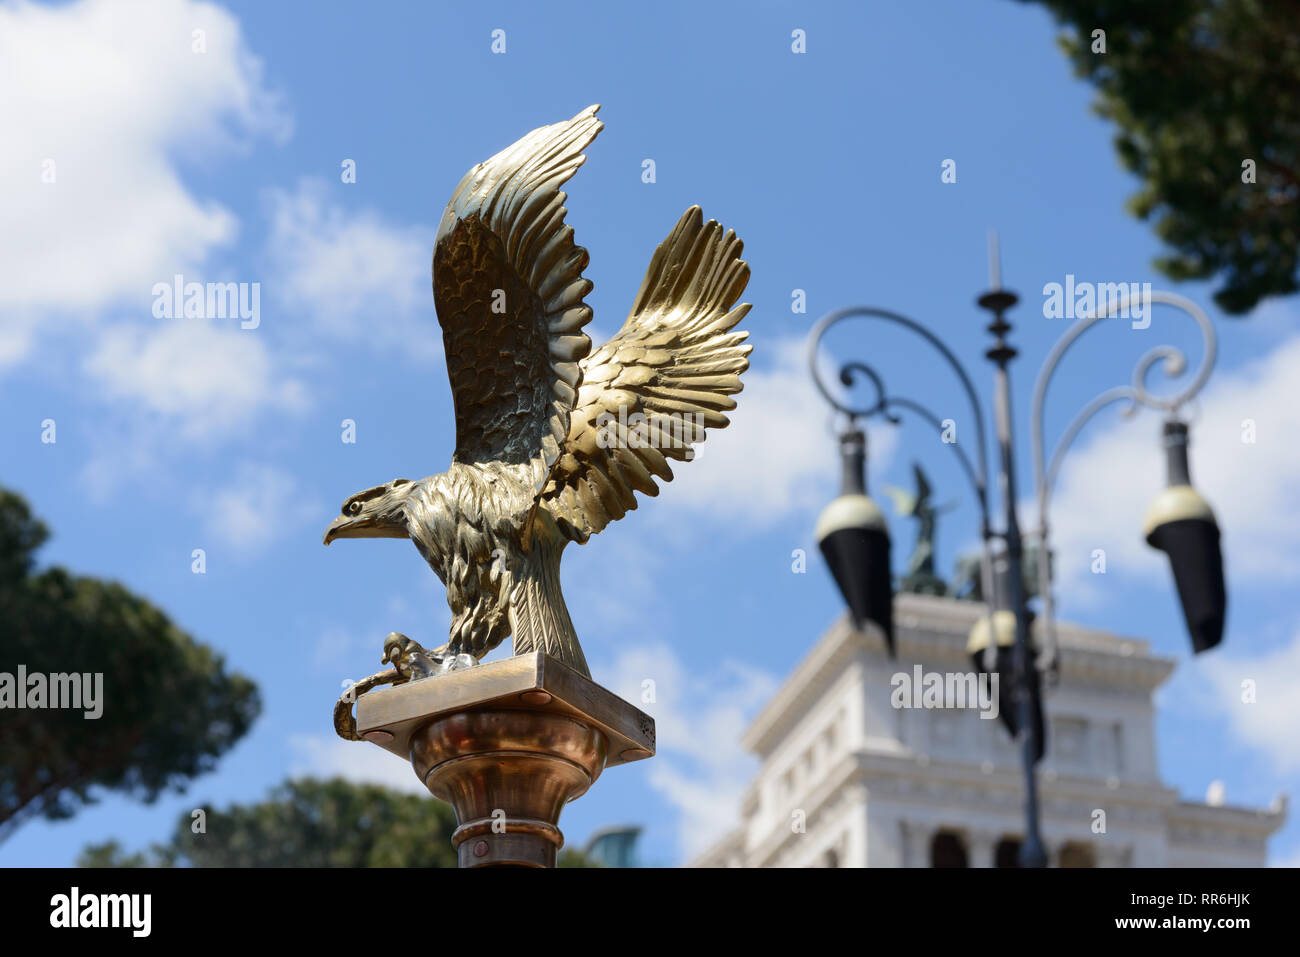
[347,501,363,516]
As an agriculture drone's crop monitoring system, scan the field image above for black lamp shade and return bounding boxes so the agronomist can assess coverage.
[819,524,894,654]
[968,611,1046,764]
[973,646,1046,764]
[1146,516,1226,654]
[816,429,895,654]
[1144,421,1226,655]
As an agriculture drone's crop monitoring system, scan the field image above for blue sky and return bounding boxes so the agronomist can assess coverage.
[2,0,1297,868]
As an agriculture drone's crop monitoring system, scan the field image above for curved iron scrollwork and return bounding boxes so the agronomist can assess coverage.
[1029,289,1218,673]
[807,306,992,519]
[808,305,999,641]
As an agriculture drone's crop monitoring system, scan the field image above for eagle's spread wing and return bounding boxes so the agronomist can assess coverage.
[433,105,600,492]
[541,206,751,542]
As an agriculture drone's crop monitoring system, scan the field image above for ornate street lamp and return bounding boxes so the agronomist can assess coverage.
[965,567,1045,765]
[1030,287,1223,665]
[809,239,1221,868]
[1143,421,1225,653]
[809,309,997,666]
[815,427,895,654]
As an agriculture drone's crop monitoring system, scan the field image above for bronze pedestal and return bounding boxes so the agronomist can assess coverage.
[353,652,655,868]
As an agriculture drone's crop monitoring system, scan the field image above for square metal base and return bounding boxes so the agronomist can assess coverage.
[354,652,656,766]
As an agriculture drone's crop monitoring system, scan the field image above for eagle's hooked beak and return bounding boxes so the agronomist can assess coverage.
[323,479,413,545]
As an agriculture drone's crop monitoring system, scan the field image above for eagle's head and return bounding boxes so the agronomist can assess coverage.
[323,479,414,545]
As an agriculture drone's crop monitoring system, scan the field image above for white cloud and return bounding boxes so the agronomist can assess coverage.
[564,532,668,635]
[668,335,898,523]
[78,430,173,504]
[1195,625,1300,773]
[0,0,286,335]
[83,321,307,439]
[265,179,437,355]
[288,733,427,795]
[203,461,320,552]
[601,643,778,860]
[313,626,367,670]
[0,321,35,368]
[1048,332,1300,608]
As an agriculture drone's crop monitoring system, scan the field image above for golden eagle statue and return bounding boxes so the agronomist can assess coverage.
[323,105,751,686]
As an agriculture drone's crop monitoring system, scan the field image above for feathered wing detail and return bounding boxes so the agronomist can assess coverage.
[433,105,601,494]
[540,206,752,542]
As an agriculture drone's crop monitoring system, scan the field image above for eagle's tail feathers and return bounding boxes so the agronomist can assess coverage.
[508,536,589,678]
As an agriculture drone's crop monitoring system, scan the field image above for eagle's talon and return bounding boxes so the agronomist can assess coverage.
[382,632,478,680]
[436,652,478,675]
[382,632,441,681]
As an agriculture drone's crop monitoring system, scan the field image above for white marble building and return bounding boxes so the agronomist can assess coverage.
[692,593,1285,868]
